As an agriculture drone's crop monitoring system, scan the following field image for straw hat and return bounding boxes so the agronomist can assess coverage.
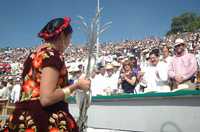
[112,61,121,67]
[105,63,114,70]
[122,58,129,63]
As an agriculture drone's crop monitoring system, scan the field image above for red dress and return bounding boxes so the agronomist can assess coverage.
[3,43,78,132]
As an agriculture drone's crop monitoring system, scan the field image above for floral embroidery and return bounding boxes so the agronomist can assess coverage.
[21,79,40,101]
[48,111,76,132]
[20,43,68,101]
[3,112,37,132]
[49,127,59,132]
[17,112,37,132]
[2,43,74,131]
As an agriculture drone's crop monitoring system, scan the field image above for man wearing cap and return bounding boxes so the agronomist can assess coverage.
[90,64,107,96]
[168,38,198,90]
[112,61,121,78]
[104,63,119,94]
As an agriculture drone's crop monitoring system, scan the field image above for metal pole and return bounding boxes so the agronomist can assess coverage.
[76,2,112,130]
[96,0,100,60]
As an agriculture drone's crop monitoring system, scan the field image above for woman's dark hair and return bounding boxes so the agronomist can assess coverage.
[130,56,137,62]
[38,17,73,42]
[149,48,160,57]
[162,45,170,51]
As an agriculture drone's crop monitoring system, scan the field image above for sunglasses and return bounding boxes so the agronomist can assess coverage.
[175,43,184,48]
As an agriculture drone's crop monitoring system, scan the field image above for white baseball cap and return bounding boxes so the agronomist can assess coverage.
[174,38,186,47]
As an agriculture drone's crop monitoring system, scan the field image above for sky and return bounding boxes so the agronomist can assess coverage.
[0,0,200,48]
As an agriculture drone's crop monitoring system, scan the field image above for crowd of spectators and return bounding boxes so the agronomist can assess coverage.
[0,32,200,101]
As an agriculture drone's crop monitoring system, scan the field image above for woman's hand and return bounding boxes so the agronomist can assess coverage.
[77,78,91,91]
[118,79,122,84]
[124,76,128,81]
[120,74,125,80]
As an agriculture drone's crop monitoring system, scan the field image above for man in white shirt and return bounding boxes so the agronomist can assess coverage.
[104,63,119,94]
[195,50,200,68]
[11,78,21,103]
[90,65,107,96]
[143,49,170,92]
[0,81,7,98]
[112,61,121,84]
[162,45,173,67]
[0,80,13,100]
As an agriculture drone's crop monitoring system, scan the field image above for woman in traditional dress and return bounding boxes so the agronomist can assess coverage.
[3,17,90,132]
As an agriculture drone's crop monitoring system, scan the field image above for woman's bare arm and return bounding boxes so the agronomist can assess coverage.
[125,76,136,85]
[40,67,77,107]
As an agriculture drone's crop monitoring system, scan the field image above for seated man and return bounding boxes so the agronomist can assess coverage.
[104,63,119,95]
[168,38,198,90]
[142,49,170,92]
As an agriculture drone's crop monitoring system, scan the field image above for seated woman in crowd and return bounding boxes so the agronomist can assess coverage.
[119,60,137,93]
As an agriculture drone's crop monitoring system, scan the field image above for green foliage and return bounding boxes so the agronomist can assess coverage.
[167,12,200,35]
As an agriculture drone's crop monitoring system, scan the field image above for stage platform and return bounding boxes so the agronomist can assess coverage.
[69,89,200,132]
